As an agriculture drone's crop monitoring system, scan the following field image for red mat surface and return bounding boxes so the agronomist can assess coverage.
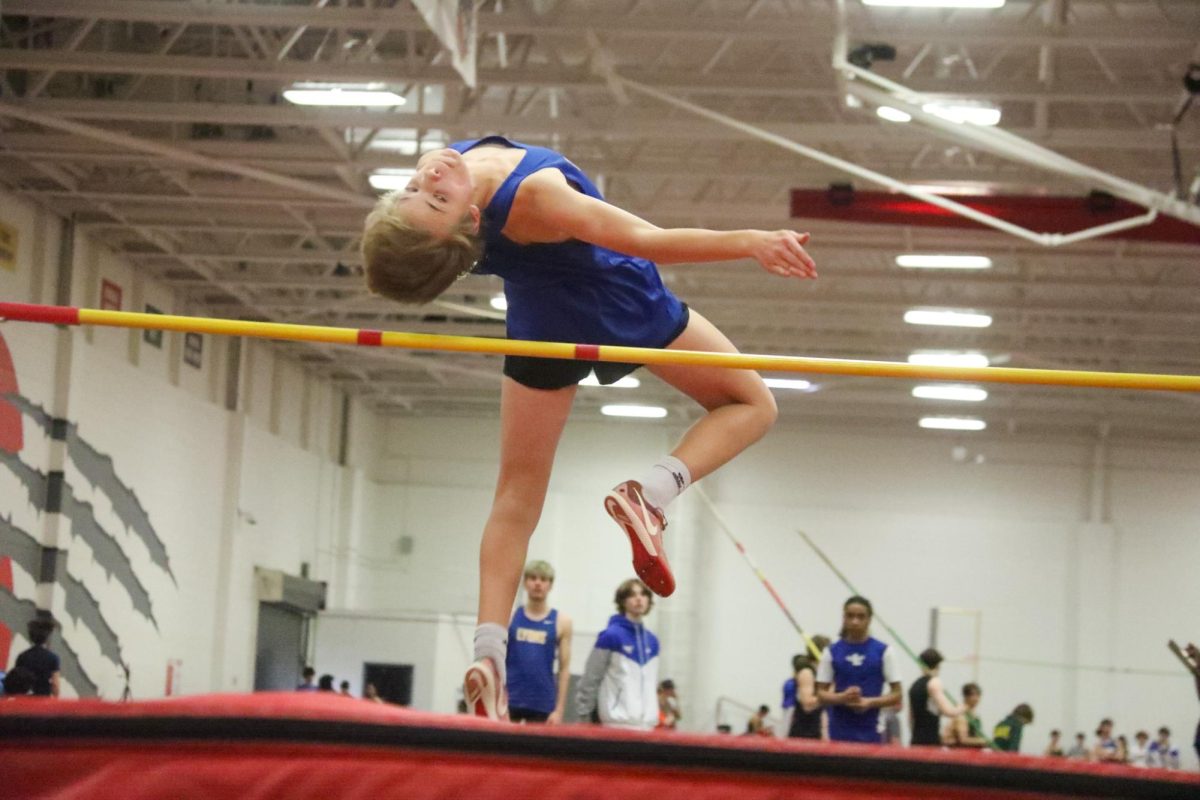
[1,693,1195,799]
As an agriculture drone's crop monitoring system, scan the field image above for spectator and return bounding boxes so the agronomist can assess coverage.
[296,666,317,692]
[1044,729,1065,757]
[992,703,1034,752]
[338,680,352,698]
[14,617,60,698]
[1091,718,1119,762]
[364,682,384,703]
[2,666,35,697]
[1147,726,1180,769]
[1127,730,1151,767]
[943,683,988,749]
[780,654,802,735]
[908,648,965,746]
[815,596,902,744]
[574,578,659,730]
[317,674,335,692]
[746,704,774,736]
[881,706,903,746]
[505,560,573,724]
[788,640,829,741]
[1115,734,1129,764]
[1188,643,1200,767]
[656,679,681,730]
[1065,731,1088,759]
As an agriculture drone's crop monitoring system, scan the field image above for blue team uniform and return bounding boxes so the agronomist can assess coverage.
[505,607,559,714]
[827,637,889,744]
[449,136,689,389]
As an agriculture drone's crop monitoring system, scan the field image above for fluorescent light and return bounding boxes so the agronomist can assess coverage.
[863,1,1005,8]
[283,84,406,107]
[922,102,1002,126]
[580,373,640,388]
[876,106,912,123]
[896,254,992,269]
[919,416,987,431]
[601,404,667,419]
[489,294,508,311]
[908,352,990,368]
[845,94,864,109]
[913,385,988,402]
[904,309,992,328]
[763,378,814,391]
[368,169,415,191]
[906,182,996,196]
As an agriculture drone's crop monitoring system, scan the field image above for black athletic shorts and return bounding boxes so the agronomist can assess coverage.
[508,707,551,723]
[503,304,691,391]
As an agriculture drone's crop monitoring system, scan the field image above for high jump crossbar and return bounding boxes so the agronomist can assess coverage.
[2,302,1198,393]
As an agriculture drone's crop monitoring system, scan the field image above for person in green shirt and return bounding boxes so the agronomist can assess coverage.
[992,703,1035,752]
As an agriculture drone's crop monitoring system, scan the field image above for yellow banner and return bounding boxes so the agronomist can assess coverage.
[0,220,17,271]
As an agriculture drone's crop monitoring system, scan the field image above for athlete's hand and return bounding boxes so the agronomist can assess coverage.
[547,708,564,725]
[748,230,817,279]
[841,686,862,705]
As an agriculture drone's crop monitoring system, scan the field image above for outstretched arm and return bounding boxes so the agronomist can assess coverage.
[517,169,816,278]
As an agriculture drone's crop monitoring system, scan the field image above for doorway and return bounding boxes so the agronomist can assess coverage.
[253,602,309,691]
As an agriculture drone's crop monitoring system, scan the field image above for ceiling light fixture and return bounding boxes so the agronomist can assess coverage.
[904,309,993,328]
[863,0,1005,8]
[283,83,406,107]
[908,352,990,368]
[763,378,815,391]
[489,294,508,311]
[876,106,912,123]
[922,101,1002,126]
[601,405,668,419]
[367,169,415,191]
[919,416,987,431]
[896,254,992,269]
[912,385,988,402]
[580,373,640,388]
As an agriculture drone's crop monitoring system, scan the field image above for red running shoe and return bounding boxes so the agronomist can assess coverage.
[463,657,509,721]
[605,480,675,597]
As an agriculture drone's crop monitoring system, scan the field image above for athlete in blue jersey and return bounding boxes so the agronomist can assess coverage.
[815,596,902,744]
[505,560,573,723]
[361,137,816,720]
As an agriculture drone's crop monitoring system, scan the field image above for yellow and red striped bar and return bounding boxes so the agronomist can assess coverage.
[2,301,1198,393]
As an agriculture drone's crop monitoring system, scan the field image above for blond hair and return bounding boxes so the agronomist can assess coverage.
[523,560,555,582]
[360,193,483,304]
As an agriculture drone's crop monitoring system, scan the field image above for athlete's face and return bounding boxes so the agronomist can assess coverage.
[842,602,871,641]
[964,690,981,709]
[389,148,478,237]
[523,573,552,602]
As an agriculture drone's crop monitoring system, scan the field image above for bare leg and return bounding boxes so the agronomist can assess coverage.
[477,376,577,628]
[646,309,777,482]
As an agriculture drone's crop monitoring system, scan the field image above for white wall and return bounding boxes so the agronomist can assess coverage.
[1,189,378,701]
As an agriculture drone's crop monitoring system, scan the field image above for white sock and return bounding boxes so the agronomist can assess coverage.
[638,455,692,510]
[473,623,508,685]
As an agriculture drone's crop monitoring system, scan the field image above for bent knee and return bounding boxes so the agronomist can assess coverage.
[750,386,779,436]
[757,388,779,429]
